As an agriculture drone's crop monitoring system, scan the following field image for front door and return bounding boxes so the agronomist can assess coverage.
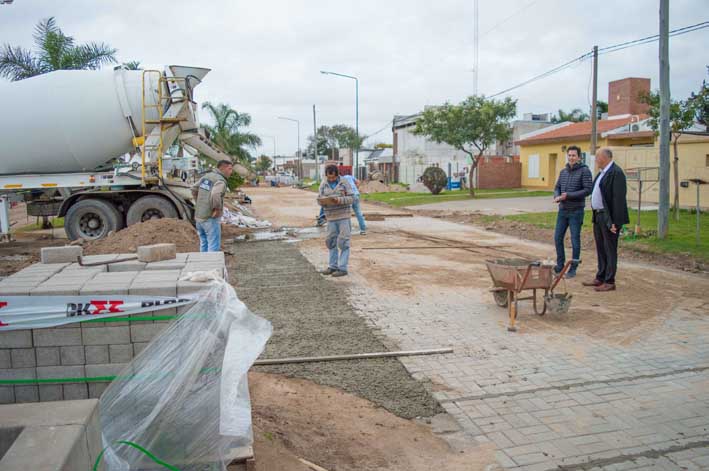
[548,153,558,188]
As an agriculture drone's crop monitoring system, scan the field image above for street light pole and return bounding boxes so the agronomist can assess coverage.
[277,117,301,180]
[320,70,359,178]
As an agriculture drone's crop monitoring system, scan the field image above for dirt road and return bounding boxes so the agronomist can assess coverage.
[246,186,709,470]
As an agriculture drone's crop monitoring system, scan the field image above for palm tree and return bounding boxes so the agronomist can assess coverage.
[200,102,262,164]
[551,108,590,123]
[0,17,118,81]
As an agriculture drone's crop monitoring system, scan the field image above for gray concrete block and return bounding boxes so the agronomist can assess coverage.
[60,346,85,366]
[186,251,224,262]
[36,365,84,380]
[36,347,60,366]
[177,280,213,297]
[133,342,149,356]
[132,269,181,280]
[128,281,177,297]
[41,246,83,264]
[130,323,167,343]
[39,384,63,401]
[84,345,109,364]
[79,282,131,296]
[107,260,146,272]
[91,272,138,283]
[30,284,81,296]
[61,264,106,273]
[10,348,36,368]
[0,349,10,368]
[85,363,126,378]
[0,330,33,348]
[80,254,120,265]
[81,326,130,345]
[14,385,39,403]
[0,285,33,295]
[33,328,82,347]
[144,261,185,271]
[137,243,176,263]
[0,368,36,381]
[109,344,133,363]
[88,382,109,399]
[0,386,14,403]
[63,383,88,400]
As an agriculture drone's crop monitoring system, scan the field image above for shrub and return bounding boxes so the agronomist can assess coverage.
[421,166,447,195]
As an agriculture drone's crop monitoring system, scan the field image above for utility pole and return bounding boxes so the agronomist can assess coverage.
[313,105,319,184]
[590,45,599,157]
[658,0,670,239]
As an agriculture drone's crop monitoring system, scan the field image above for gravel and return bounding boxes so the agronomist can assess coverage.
[231,240,442,419]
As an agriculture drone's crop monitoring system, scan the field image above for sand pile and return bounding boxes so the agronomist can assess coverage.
[359,181,408,194]
[84,218,199,255]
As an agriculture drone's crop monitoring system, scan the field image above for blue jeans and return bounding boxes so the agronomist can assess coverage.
[326,218,351,272]
[196,218,221,252]
[554,208,584,273]
[352,196,366,231]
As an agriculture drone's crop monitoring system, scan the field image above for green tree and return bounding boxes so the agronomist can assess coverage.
[596,100,609,119]
[255,155,273,174]
[200,102,262,165]
[306,124,366,158]
[0,17,118,81]
[688,67,708,131]
[413,96,517,196]
[374,142,393,149]
[421,166,447,195]
[551,108,589,123]
[640,90,695,221]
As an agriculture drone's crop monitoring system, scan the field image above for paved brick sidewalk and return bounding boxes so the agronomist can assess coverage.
[345,284,709,470]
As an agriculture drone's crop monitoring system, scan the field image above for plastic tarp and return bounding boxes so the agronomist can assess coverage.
[98,278,272,470]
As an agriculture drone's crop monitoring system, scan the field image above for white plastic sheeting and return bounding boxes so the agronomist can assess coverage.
[98,278,272,470]
[221,207,272,228]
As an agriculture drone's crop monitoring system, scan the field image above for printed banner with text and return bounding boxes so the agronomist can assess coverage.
[0,295,196,331]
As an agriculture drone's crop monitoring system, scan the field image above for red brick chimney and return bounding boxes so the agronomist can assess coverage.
[608,77,651,117]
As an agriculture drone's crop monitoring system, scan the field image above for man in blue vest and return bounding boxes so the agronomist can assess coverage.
[192,160,233,252]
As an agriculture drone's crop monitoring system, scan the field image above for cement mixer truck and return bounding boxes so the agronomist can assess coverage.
[0,65,251,241]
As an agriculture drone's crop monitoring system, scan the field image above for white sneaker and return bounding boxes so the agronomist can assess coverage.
[360,230,367,235]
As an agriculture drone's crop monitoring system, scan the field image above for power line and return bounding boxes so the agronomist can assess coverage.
[488,20,709,98]
[480,0,540,38]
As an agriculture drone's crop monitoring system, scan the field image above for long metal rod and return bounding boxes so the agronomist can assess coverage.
[362,245,505,250]
[253,347,453,366]
[590,45,599,156]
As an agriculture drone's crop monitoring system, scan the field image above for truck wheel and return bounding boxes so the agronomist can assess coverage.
[126,195,178,225]
[65,199,122,241]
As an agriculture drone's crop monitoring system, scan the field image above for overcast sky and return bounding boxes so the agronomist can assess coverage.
[1,0,707,156]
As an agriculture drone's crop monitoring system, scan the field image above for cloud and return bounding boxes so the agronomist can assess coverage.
[1,0,706,155]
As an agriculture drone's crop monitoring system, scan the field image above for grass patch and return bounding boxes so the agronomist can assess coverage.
[361,188,553,207]
[505,209,709,261]
[16,217,65,232]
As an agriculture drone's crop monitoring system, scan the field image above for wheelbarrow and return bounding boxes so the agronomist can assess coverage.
[485,259,576,332]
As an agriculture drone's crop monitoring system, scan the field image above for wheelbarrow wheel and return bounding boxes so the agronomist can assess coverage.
[532,289,548,316]
[492,290,508,307]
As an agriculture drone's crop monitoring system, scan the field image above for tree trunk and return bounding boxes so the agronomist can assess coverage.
[468,159,477,197]
[672,134,680,222]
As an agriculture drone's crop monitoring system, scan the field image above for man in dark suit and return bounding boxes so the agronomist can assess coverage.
[583,148,630,291]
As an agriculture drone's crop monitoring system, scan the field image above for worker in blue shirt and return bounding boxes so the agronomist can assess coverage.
[341,174,366,235]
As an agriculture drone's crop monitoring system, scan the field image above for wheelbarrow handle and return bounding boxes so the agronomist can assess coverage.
[550,259,580,292]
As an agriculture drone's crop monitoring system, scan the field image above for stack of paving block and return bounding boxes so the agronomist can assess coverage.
[0,245,226,404]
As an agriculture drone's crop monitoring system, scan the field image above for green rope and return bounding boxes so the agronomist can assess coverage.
[93,440,182,471]
[0,368,222,385]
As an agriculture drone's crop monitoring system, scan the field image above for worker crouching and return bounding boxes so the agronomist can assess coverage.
[318,165,354,277]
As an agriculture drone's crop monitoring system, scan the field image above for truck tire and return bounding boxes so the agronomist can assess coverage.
[126,195,178,226]
[65,199,122,241]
